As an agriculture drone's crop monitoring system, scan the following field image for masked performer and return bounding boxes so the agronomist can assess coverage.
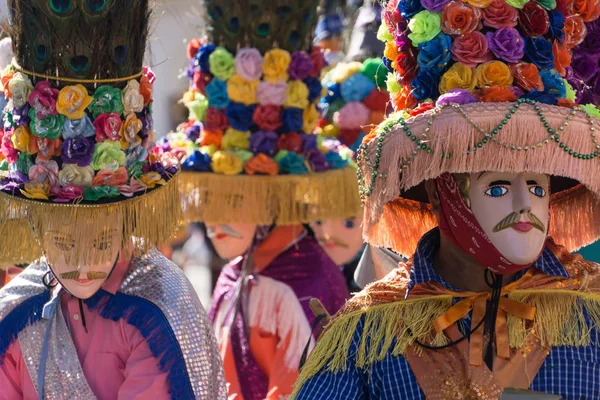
[0,1,226,399]
[293,0,600,398]
[160,0,363,397]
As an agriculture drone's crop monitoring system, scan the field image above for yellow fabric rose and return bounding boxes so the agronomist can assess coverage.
[321,124,340,138]
[476,61,514,89]
[263,49,292,82]
[139,172,166,188]
[439,63,478,94]
[20,182,50,200]
[303,105,320,134]
[200,144,218,157]
[211,151,244,175]
[284,81,310,109]
[56,84,94,120]
[58,164,95,187]
[221,128,250,151]
[8,72,33,109]
[227,75,259,106]
[464,0,494,7]
[331,62,363,83]
[119,113,143,150]
[11,126,31,153]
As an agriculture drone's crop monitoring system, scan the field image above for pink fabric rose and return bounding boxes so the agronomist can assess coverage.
[1,131,18,163]
[51,184,84,203]
[235,48,264,81]
[143,66,156,84]
[333,102,370,130]
[28,81,59,118]
[29,159,59,186]
[93,113,123,142]
[451,31,493,67]
[118,180,147,198]
[256,81,288,105]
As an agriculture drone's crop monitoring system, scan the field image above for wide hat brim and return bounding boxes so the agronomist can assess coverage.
[0,175,183,265]
[360,101,600,257]
[178,167,362,225]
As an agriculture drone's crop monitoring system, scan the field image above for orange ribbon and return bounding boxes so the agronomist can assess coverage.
[432,269,537,366]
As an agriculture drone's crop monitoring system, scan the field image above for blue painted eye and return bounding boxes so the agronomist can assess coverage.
[50,0,72,14]
[315,221,322,226]
[529,186,547,198]
[484,186,508,198]
[344,219,355,229]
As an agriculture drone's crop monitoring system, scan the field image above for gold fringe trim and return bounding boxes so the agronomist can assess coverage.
[291,289,600,398]
[362,102,600,256]
[178,168,362,225]
[0,174,183,266]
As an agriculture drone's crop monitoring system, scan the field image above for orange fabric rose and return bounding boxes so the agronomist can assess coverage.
[384,41,399,63]
[511,62,544,91]
[409,102,435,116]
[92,167,128,186]
[441,1,483,36]
[567,0,600,22]
[392,85,417,111]
[465,0,495,8]
[552,41,571,77]
[140,75,153,105]
[29,138,62,161]
[476,61,514,88]
[480,87,518,102]
[564,15,587,49]
[1,70,13,98]
[199,129,223,148]
[363,128,379,144]
[557,98,578,108]
[369,111,386,125]
[244,154,280,175]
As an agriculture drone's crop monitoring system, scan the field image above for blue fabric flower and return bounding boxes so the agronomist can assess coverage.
[125,145,148,168]
[277,152,308,174]
[226,102,255,131]
[182,150,212,172]
[302,133,319,152]
[304,77,323,103]
[205,79,230,109]
[417,33,452,72]
[548,12,565,42]
[185,123,202,142]
[521,90,558,105]
[281,107,304,132]
[341,73,377,102]
[194,43,216,73]
[325,150,348,169]
[410,68,440,101]
[540,69,567,99]
[63,115,95,139]
[398,0,424,19]
[382,57,394,73]
[524,37,554,70]
[324,82,342,103]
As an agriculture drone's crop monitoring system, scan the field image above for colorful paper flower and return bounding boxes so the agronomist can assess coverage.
[83,186,120,201]
[185,92,209,121]
[340,73,377,102]
[398,0,425,19]
[211,150,244,175]
[121,80,145,115]
[88,85,124,119]
[226,102,255,131]
[63,115,95,139]
[277,133,303,153]
[91,141,126,170]
[92,166,128,186]
[476,61,514,88]
[289,51,314,81]
[263,49,292,82]
[58,164,94,187]
[28,81,59,118]
[309,46,326,78]
[436,88,479,105]
[441,2,482,36]
[227,75,259,106]
[235,48,264,81]
[252,104,282,131]
[204,108,229,132]
[451,31,493,68]
[334,102,370,130]
[51,184,84,203]
[182,149,212,172]
[284,81,310,109]
[482,0,518,28]
[20,182,50,200]
[439,62,478,93]
[276,151,308,174]
[56,84,94,120]
[518,2,550,38]
[486,28,525,63]
[10,126,31,153]
[511,62,544,91]
[119,113,143,150]
[303,105,320,134]
[62,136,94,167]
[209,47,235,81]
[199,129,224,148]
[418,32,452,71]
[244,153,280,175]
[221,128,250,151]
[205,79,230,109]
[28,109,65,140]
[93,113,122,142]
[524,37,555,69]
[194,43,217,72]
[8,72,34,109]
[249,130,279,156]
[256,81,288,105]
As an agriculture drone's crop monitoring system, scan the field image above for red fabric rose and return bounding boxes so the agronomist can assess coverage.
[204,108,229,132]
[557,98,578,108]
[480,87,518,102]
[192,71,212,94]
[482,0,518,28]
[451,31,493,68]
[187,38,203,59]
[338,129,361,146]
[277,132,303,153]
[252,105,282,131]
[395,47,419,84]
[518,2,550,38]
[93,112,122,142]
[552,41,572,77]
[309,46,327,78]
[510,62,544,92]
[363,89,390,112]
[442,1,483,36]
[409,102,435,116]
[564,15,587,48]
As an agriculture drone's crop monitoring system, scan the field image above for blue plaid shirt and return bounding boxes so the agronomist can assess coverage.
[296,230,600,399]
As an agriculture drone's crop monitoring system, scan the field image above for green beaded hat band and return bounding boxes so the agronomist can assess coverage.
[358,100,600,257]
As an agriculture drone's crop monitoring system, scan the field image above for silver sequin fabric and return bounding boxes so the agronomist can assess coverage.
[0,250,227,399]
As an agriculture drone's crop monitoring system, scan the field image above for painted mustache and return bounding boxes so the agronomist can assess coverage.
[59,271,108,280]
[207,225,244,239]
[317,236,350,249]
[492,212,545,233]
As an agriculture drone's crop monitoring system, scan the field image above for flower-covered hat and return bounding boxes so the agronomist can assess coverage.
[0,1,182,264]
[162,0,361,225]
[359,0,600,256]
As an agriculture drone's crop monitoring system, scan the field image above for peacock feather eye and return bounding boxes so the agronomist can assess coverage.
[69,55,89,72]
[49,0,73,14]
[256,23,270,37]
[85,0,107,13]
[288,30,300,48]
[209,5,223,21]
[277,6,292,18]
[113,45,128,64]
[228,17,240,33]
[35,44,48,61]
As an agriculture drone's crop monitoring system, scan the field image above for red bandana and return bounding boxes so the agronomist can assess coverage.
[435,173,539,275]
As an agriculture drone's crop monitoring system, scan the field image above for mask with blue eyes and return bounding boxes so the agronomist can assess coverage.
[310,217,365,266]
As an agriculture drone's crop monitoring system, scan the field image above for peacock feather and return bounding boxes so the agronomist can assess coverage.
[7,0,150,88]
[205,0,320,54]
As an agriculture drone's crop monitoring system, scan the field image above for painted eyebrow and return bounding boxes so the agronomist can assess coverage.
[526,180,538,185]
[477,172,487,180]
[490,180,511,185]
